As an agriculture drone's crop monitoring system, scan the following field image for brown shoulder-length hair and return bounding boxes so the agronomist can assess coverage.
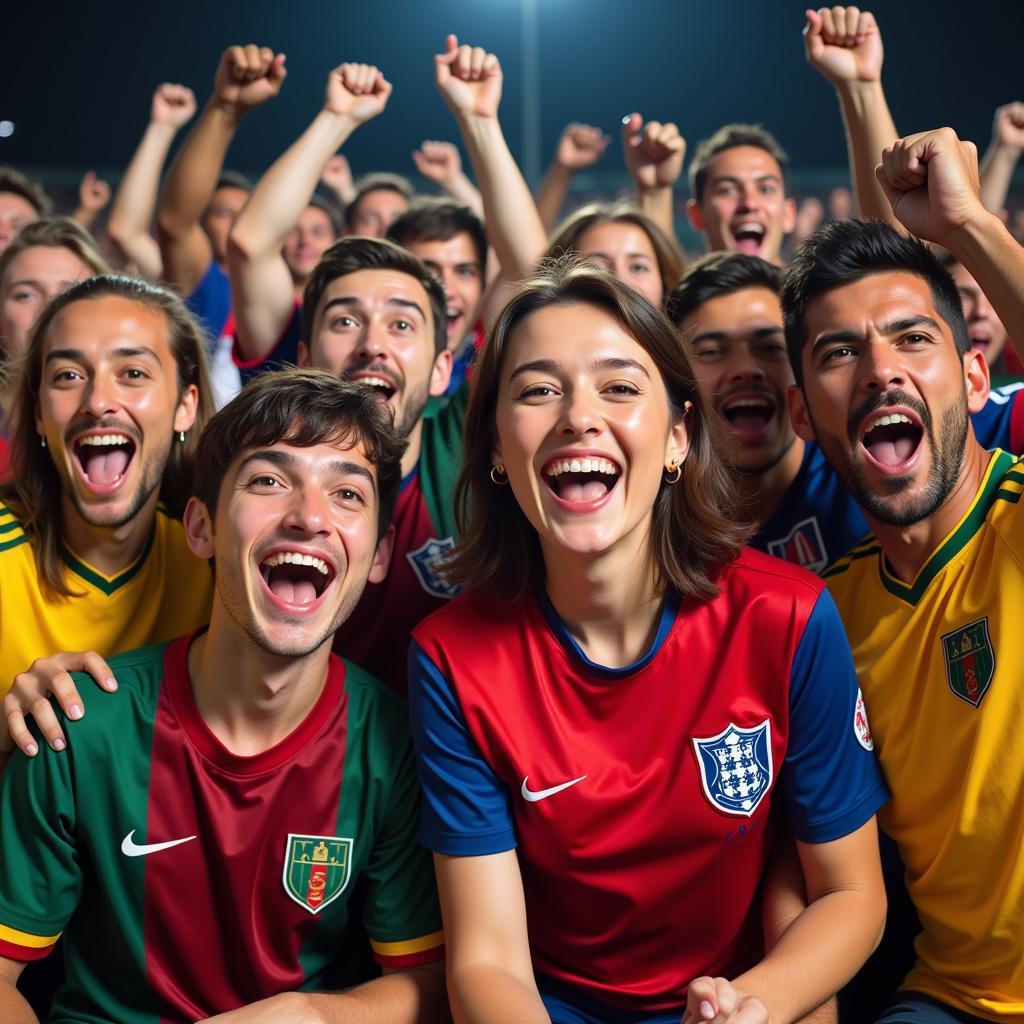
[447,257,751,602]
[0,275,216,597]
[546,202,684,309]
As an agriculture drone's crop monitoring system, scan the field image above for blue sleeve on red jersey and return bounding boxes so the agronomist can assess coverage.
[970,384,1024,454]
[185,260,232,343]
[407,641,516,855]
[783,589,889,843]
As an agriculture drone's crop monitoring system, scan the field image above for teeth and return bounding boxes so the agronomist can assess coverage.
[545,457,619,478]
[78,434,131,447]
[356,376,393,391]
[867,413,913,431]
[261,551,330,576]
[724,398,772,410]
[446,308,460,318]
[734,222,765,238]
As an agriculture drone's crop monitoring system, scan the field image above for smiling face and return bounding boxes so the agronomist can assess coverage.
[36,295,198,532]
[303,268,450,438]
[405,231,484,352]
[791,271,988,527]
[493,301,688,564]
[186,439,391,659]
[202,185,249,266]
[948,261,1009,367]
[576,221,663,308]
[688,146,796,266]
[284,205,338,285]
[349,188,409,238]
[683,286,796,473]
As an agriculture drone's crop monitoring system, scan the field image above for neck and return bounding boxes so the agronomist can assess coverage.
[542,534,663,670]
[401,418,424,478]
[187,604,333,757]
[867,439,991,583]
[59,491,159,576]
[733,436,805,525]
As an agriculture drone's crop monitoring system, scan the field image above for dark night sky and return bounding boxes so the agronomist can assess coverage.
[5,0,1023,189]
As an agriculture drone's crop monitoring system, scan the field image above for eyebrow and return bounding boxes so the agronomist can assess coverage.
[508,356,652,382]
[810,315,943,354]
[711,173,782,186]
[322,296,426,320]
[236,448,377,491]
[44,345,161,364]
[691,326,784,344]
[584,250,654,261]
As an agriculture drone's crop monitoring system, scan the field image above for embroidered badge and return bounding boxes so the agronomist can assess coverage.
[406,536,461,599]
[940,618,995,708]
[766,517,828,574]
[282,835,353,914]
[692,720,774,818]
[853,688,874,750]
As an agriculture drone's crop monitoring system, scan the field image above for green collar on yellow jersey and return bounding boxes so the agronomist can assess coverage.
[60,514,160,596]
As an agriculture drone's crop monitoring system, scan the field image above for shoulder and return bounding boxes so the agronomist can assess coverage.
[0,504,29,559]
[719,547,827,603]
[820,533,881,596]
[413,590,521,648]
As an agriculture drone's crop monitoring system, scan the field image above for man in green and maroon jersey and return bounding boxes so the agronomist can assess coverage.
[0,369,445,1023]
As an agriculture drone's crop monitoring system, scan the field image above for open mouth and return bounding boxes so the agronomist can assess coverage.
[347,371,398,404]
[732,222,765,254]
[860,412,923,470]
[446,306,463,336]
[259,550,336,608]
[73,433,136,491]
[543,455,621,505]
[720,395,776,438]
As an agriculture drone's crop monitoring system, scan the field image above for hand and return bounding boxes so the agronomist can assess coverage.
[434,35,503,120]
[992,101,1024,154]
[556,122,611,171]
[876,127,986,245]
[321,154,354,199]
[622,112,685,189]
[803,7,883,86]
[213,44,287,115]
[78,171,111,213]
[412,140,464,185]
[2,651,117,757]
[682,977,768,1024]
[151,82,197,129]
[324,63,392,123]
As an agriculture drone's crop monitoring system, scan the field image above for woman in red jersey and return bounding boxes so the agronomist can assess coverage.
[408,258,887,1024]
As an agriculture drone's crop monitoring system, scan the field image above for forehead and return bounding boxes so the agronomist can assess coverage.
[577,221,656,257]
[210,186,248,210]
[684,286,783,332]
[299,205,335,232]
[355,189,408,218]
[0,191,38,220]
[231,436,376,477]
[705,145,784,186]
[804,271,949,337]
[46,295,173,359]
[314,267,433,324]
[405,231,479,265]
[3,245,92,288]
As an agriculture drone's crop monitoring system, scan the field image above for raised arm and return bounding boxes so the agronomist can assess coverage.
[435,35,547,282]
[157,44,286,296]
[804,6,898,226]
[979,102,1024,216]
[227,62,391,362]
[622,112,685,247]
[70,171,111,233]
[412,140,484,216]
[108,83,197,280]
[535,122,610,231]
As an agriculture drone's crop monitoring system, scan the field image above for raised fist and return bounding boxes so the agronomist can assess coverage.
[993,101,1024,154]
[804,7,883,86]
[324,63,392,123]
[78,170,111,212]
[434,35,503,120]
[151,83,197,129]
[213,44,287,115]
[556,123,610,172]
[622,113,685,189]
[412,140,464,185]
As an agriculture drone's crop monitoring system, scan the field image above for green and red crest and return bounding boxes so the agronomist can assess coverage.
[282,834,353,914]
[941,618,995,708]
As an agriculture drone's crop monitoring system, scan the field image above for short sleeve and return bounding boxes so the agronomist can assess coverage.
[783,589,889,843]
[972,384,1024,454]
[407,641,516,855]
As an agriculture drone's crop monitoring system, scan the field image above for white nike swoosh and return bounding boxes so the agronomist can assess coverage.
[120,829,197,857]
[521,775,587,802]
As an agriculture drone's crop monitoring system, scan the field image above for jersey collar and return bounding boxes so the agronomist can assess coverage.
[60,519,157,596]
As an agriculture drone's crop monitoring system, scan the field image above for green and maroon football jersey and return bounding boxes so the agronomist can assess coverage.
[0,636,443,1023]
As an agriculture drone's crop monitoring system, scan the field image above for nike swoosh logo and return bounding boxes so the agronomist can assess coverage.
[120,829,197,857]
[521,775,587,802]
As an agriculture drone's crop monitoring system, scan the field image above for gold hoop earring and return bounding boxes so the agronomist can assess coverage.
[663,462,682,485]
[490,464,508,485]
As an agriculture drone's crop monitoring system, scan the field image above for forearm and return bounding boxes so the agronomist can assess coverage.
[836,80,899,225]
[440,172,484,218]
[535,163,573,232]
[979,144,1021,215]
[70,205,100,230]
[448,963,549,1024]
[0,981,36,1024]
[637,185,677,249]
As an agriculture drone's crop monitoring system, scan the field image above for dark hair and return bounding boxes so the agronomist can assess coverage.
[667,251,782,327]
[386,196,488,277]
[344,172,414,231]
[308,192,343,240]
[214,170,253,194]
[0,275,215,596]
[688,124,789,203]
[0,217,111,290]
[0,166,53,218]
[301,236,447,357]
[447,256,749,601]
[546,202,682,308]
[782,219,969,387]
[194,368,405,540]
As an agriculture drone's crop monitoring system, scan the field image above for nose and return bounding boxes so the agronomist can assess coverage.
[738,183,760,212]
[557,386,601,437]
[860,338,905,392]
[81,373,118,418]
[724,346,767,387]
[354,320,388,361]
[283,484,330,536]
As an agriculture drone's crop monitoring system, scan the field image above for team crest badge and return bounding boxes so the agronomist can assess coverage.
[692,719,774,818]
[406,536,461,600]
[853,688,874,750]
[940,618,995,708]
[282,834,353,914]
[766,517,827,574]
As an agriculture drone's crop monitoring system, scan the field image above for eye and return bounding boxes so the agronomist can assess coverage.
[330,314,358,330]
[693,346,723,361]
[457,266,479,279]
[392,319,413,331]
[821,345,857,365]
[122,367,150,381]
[248,474,284,490]
[335,486,366,506]
[902,332,930,345]
[754,342,788,361]
[760,183,778,195]
[604,381,641,397]
[11,288,39,303]
[52,368,84,384]
[519,383,558,400]
[629,262,651,275]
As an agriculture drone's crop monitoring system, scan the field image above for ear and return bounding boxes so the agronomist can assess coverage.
[297,340,311,368]
[183,496,215,560]
[665,401,692,469]
[430,347,453,398]
[963,347,990,414]
[686,198,705,233]
[787,384,816,442]
[173,383,199,433]
[368,524,394,584]
[782,197,797,235]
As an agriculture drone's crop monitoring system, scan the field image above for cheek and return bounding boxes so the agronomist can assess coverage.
[636,276,663,308]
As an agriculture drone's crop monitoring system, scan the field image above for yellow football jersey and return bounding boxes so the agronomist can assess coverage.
[0,503,213,698]
[824,449,1024,1019]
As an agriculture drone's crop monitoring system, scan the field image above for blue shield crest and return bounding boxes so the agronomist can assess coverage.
[692,719,774,818]
[406,536,461,600]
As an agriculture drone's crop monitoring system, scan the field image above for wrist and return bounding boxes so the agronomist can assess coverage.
[835,77,885,110]
[146,121,179,141]
[990,143,1024,163]
[205,98,245,130]
[943,207,1008,259]
[551,162,576,179]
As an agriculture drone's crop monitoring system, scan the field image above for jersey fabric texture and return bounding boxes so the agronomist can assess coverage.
[0,504,212,699]
[231,302,303,387]
[752,384,1024,574]
[0,636,443,1023]
[409,548,887,1014]
[186,261,241,409]
[333,382,466,696]
[824,449,1024,1020]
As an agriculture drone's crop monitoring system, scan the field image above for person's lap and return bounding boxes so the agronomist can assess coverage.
[876,992,996,1024]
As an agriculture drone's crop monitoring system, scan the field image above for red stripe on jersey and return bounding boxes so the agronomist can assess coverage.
[142,636,348,1018]
[0,937,56,961]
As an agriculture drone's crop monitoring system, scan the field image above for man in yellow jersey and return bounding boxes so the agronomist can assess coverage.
[781,126,1024,1023]
[0,275,215,714]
